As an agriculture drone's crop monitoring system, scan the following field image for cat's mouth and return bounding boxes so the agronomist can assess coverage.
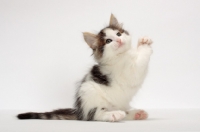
[118,42,123,47]
[113,43,123,50]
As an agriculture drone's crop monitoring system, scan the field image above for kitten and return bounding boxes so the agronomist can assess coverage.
[17,14,153,122]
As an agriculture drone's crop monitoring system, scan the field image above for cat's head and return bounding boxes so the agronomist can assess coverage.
[83,14,131,63]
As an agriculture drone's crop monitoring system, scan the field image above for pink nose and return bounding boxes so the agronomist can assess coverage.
[116,39,122,44]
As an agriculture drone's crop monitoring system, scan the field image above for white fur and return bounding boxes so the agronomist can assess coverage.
[78,29,153,122]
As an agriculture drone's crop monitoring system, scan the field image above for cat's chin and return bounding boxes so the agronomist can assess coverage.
[117,44,130,54]
[115,49,129,56]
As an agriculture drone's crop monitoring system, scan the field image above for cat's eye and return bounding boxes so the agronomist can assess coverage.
[117,32,121,36]
[106,39,112,44]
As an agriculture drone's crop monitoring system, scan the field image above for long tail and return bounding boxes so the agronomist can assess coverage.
[17,108,77,120]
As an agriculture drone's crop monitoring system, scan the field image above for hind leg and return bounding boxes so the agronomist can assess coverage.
[124,109,148,120]
[77,82,126,122]
[79,95,126,122]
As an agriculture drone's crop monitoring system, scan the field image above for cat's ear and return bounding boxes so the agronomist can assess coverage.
[83,32,97,50]
[109,14,122,28]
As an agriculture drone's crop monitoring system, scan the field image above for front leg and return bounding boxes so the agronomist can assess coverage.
[136,37,153,66]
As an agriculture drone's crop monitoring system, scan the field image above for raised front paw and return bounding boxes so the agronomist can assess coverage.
[138,37,153,47]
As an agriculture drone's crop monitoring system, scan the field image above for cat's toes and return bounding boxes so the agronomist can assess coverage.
[138,37,153,46]
[109,111,126,122]
[134,110,148,120]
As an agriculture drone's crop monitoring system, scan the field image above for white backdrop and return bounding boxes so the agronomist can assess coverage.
[1,0,200,111]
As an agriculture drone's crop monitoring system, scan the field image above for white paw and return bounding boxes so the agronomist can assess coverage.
[138,37,153,46]
[134,109,148,120]
[108,111,126,122]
